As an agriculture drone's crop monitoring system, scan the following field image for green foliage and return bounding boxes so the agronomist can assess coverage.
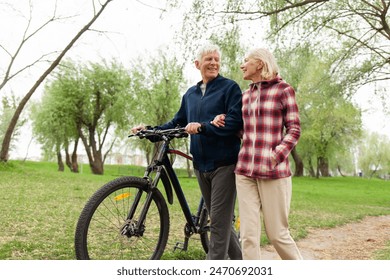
[129,51,184,125]
[178,0,249,81]
[266,0,390,85]
[77,61,133,132]
[358,132,390,178]
[210,25,247,89]
[0,95,26,155]
[128,51,187,162]
[182,0,390,88]
[30,83,78,160]
[276,45,362,176]
[31,60,133,173]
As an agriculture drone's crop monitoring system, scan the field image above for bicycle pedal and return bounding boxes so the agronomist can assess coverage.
[174,242,184,251]
[174,241,189,252]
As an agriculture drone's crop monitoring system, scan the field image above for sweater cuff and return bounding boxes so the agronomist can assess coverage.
[197,122,207,134]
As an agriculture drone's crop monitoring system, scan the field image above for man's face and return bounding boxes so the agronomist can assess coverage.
[195,51,220,84]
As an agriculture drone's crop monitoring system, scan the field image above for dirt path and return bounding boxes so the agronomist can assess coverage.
[261,215,390,260]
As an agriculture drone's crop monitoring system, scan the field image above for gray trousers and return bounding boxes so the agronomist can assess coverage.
[194,164,242,260]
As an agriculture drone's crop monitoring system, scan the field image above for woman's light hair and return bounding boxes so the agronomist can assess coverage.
[196,44,221,62]
[247,48,279,80]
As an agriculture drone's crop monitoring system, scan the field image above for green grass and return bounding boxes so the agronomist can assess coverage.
[375,241,390,260]
[0,160,389,260]
[289,176,390,238]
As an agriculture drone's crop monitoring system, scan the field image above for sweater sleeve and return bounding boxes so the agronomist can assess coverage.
[202,82,243,137]
[158,95,188,130]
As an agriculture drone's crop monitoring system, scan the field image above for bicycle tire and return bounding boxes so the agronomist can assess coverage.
[75,176,169,260]
[199,206,210,253]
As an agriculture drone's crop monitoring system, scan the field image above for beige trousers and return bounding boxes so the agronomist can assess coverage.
[236,174,302,260]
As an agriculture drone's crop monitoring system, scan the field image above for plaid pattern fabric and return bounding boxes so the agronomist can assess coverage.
[234,76,300,179]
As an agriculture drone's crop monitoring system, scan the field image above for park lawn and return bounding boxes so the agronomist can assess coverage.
[0,160,389,260]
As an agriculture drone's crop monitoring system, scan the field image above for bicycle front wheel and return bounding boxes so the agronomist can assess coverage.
[75,176,169,260]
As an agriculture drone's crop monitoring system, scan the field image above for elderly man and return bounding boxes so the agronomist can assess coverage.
[132,44,242,260]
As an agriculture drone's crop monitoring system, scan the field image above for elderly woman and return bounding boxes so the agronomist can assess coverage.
[213,48,302,260]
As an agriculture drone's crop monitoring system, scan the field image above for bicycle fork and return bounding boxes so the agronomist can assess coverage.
[120,170,162,238]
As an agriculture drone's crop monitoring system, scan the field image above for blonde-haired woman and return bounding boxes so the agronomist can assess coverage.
[213,48,302,259]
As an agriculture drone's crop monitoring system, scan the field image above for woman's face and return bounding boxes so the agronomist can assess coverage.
[240,56,262,82]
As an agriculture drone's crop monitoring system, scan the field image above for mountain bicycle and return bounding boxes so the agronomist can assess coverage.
[74,127,210,260]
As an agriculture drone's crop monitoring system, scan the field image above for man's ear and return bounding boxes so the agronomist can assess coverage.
[195,60,201,70]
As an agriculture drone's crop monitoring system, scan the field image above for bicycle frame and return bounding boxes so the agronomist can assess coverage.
[131,132,206,244]
[74,128,210,259]
[165,149,207,235]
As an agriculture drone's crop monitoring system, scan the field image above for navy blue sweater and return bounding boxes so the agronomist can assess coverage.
[160,75,243,172]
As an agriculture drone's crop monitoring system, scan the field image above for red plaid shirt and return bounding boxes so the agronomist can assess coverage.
[234,76,300,179]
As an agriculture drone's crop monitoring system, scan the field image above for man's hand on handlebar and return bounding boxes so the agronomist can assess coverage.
[185,122,202,134]
[131,123,202,136]
[130,124,146,134]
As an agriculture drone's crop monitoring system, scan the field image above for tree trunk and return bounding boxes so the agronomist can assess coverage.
[65,146,72,170]
[308,157,316,177]
[78,129,104,175]
[337,165,346,177]
[318,156,330,177]
[71,138,79,173]
[0,0,114,162]
[291,147,304,177]
[89,155,104,175]
[71,154,79,173]
[57,151,64,172]
[369,165,379,179]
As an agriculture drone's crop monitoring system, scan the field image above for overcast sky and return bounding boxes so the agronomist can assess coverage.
[1,0,191,159]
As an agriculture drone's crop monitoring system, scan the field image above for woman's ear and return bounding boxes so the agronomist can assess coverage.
[257,61,263,70]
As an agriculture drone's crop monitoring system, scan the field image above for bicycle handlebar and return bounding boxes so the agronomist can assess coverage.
[129,127,189,141]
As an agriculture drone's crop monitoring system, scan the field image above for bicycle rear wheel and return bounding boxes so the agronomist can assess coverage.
[75,176,169,260]
[199,205,210,253]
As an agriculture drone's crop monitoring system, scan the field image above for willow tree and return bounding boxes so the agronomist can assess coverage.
[277,45,363,177]
[181,0,390,87]
[358,132,390,178]
[33,60,133,175]
[128,51,186,166]
[31,74,81,172]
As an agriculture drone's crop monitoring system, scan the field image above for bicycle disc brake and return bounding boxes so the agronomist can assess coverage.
[120,219,145,237]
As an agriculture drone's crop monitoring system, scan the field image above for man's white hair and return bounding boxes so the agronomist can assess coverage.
[196,44,221,61]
